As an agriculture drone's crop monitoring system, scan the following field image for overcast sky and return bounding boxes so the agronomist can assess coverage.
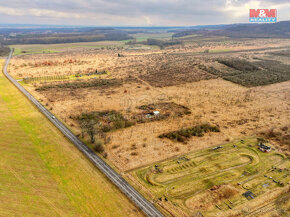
[0,0,289,26]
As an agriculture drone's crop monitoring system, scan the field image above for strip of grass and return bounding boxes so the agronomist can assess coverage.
[10,47,61,56]
[0,60,144,217]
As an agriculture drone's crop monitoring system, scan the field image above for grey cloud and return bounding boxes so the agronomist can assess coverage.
[0,0,289,26]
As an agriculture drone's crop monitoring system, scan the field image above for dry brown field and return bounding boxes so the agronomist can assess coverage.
[8,37,290,216]
[8,38,290,171]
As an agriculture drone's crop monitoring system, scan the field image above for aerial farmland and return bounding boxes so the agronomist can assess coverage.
[1,4,290,215]
[5,26,290,216]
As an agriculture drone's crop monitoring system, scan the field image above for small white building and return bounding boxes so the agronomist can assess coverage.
[153,111,160,116]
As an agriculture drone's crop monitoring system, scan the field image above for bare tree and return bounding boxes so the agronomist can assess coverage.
[87,120,98,144]
[80,121,88,138]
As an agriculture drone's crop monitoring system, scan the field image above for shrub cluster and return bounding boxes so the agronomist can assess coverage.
[36,79,121,91]
[94,140,105,153]
[77,110,134,133]
[205,58,290,87]
[159,124,220,143]
[217,58,259,72]
[0,46,10,56]
[134,102,191,123]
[23,75,69,84]
[126,38,182,48]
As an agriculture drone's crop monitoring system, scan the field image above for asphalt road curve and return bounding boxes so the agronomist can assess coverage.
[3,50,164,217]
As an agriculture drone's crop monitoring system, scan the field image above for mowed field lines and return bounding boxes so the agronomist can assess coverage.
[0,59,144,217]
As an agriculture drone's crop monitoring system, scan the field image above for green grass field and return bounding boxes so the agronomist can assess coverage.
[9,39,161,55]
[10,41,128,55]
[19,71,111,84]
[0,59,144,217]
[130,32,174,42]
[132,138,289,216]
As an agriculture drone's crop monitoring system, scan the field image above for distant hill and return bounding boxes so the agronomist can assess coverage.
[215,21,290,38]
[173,21,290,38]
[0,27,133,45]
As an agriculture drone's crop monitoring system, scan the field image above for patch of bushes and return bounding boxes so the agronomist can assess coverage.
[3,31,132,45]
[144,38,182,48]
[0,46,10,56]
[198,65,222,76]
[259,125,290,147]
[77,110,134,134]
[207,58,290,87]
[138,102,190,114]
[217,58,259,72]
[134,102,191,123]
[36,79,121,91]
[94,140,105,153]
[126,38,182,48]
[159,123,220,143]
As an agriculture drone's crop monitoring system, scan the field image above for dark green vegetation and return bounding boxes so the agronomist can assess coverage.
[75,102,192,147]
[203,58,290,87]
[159,123,220,143]
[0,46,10,56]
[133,139,290,216]
[77,110,134,133]
[1,28,132,45]
[36,78,122,91]
[126,38,181,49]
[76,111,134,149]
[217,59,259,72]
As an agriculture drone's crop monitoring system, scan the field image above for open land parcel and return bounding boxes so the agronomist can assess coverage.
[0,59,143,217]
[6,33,290,216]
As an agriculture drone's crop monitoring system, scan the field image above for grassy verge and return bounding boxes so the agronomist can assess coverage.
[0,59,144,217]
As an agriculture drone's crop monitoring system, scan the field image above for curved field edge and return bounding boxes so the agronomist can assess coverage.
[0,59,144,217]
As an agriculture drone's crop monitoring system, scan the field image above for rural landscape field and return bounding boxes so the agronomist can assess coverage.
[0,59,144,216]
[2,21,289,216]
[1,2,290,216]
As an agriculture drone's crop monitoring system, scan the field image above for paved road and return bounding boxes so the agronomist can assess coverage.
[3,50,164,217]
